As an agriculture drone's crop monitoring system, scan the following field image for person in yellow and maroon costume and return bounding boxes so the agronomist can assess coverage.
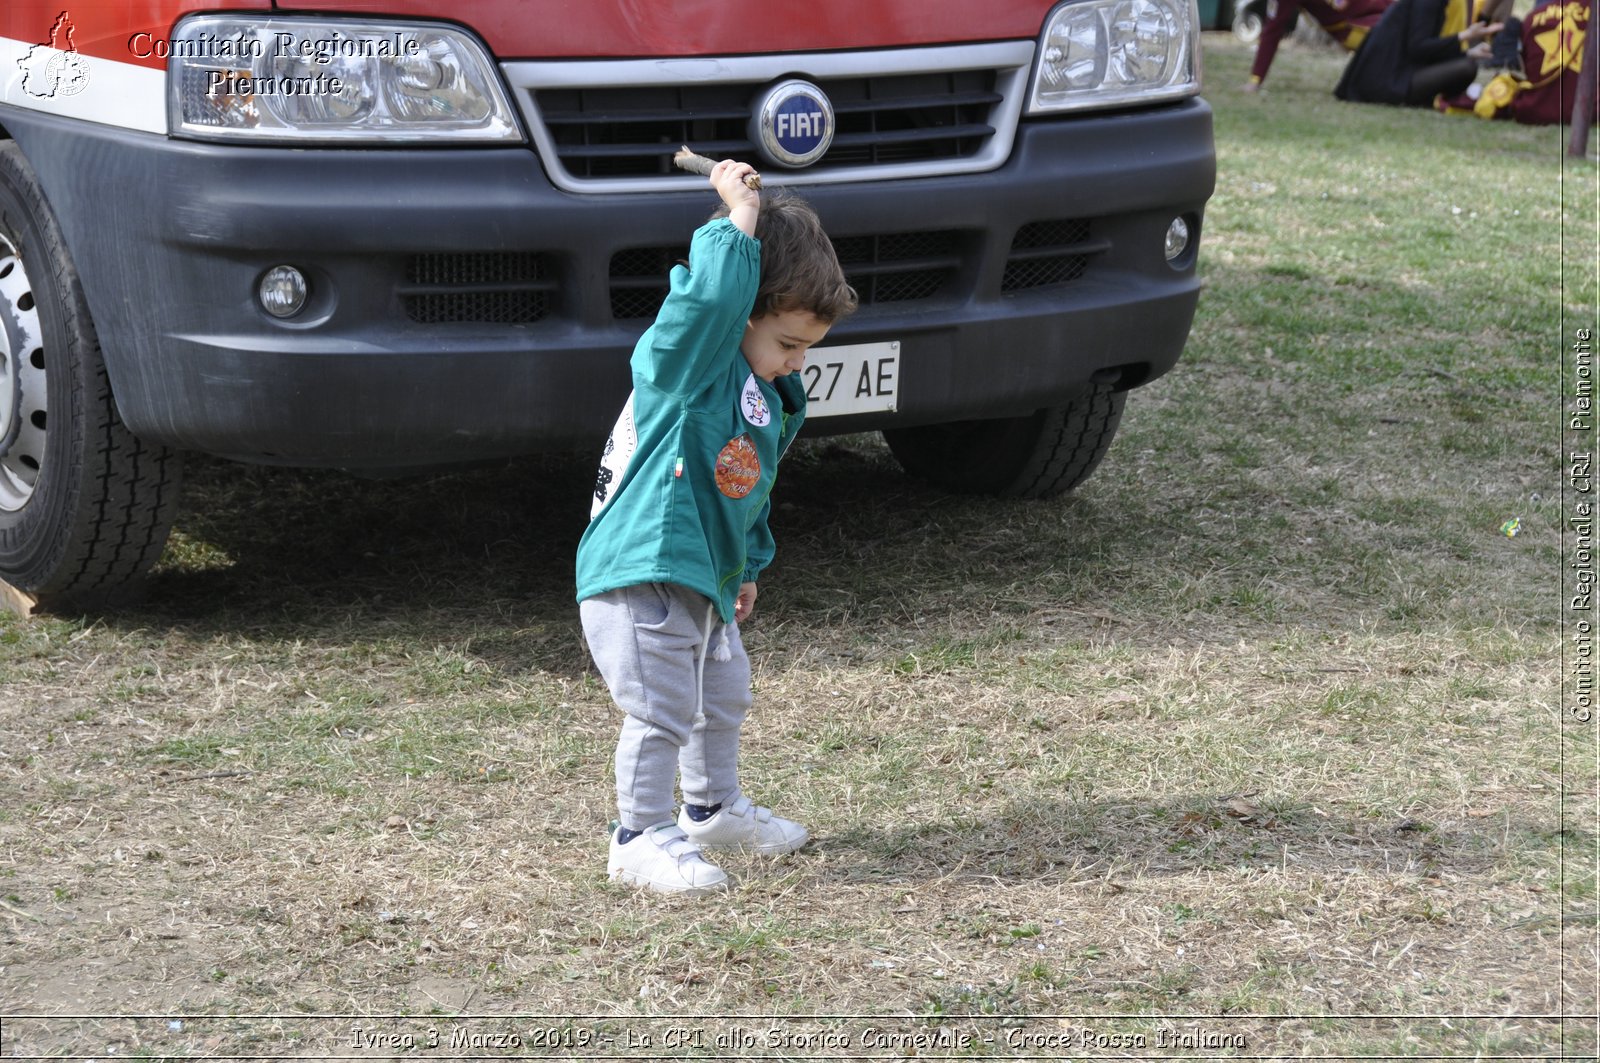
[1244,0,1396,91]
[1335,0,1512,105]
[1471,0,1597,124]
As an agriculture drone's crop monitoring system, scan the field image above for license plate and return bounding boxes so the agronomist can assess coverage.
[802,341,899,417]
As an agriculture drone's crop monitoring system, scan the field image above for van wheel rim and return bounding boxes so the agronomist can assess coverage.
[0,232,48,513]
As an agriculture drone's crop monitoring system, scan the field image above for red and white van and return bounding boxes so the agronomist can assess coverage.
[0,0,1214,605]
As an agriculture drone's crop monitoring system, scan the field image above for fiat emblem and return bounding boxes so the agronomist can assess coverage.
[751,79,834,169]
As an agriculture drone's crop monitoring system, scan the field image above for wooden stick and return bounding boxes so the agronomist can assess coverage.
[0,578,37,619]
[673,146,762,190]
[157,770,254,784]
[0,897,42,922]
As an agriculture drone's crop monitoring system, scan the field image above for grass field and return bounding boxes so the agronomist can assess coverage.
[2,33,1596,1060]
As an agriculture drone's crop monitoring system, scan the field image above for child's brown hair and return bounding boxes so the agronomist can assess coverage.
[712,190,858,323]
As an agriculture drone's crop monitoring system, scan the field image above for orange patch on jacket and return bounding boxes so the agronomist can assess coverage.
[714,434,761,499]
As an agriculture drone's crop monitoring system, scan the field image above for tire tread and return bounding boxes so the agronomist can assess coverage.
[1010,385,1126,499]
[0,141,181,607]
[883,383,1126,501]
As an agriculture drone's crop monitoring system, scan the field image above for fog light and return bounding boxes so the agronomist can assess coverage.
[259,265,309,318]
[1164,217,1190,262]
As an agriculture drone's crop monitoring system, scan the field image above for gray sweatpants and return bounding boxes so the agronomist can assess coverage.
[580,583,752,830]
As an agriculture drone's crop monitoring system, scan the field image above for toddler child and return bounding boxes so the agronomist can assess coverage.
[576,160,856,894]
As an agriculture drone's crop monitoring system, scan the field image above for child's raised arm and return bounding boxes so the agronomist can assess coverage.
[632,161,763,395]
[710,159,760,238]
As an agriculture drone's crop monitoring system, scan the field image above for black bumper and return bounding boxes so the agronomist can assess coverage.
[4,100,1214,469]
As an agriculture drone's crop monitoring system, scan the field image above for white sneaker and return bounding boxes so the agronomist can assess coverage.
[607,823,729,895]
[678,794,809,855]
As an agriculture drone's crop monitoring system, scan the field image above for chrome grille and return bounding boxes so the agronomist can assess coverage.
[503,42,1035,194]
[538,71,999,182]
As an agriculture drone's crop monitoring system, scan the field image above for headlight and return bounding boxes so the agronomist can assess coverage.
[1028,0,1201,114]
[167,16,522,143]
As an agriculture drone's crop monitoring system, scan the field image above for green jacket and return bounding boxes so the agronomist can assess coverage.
[576,218,807,623]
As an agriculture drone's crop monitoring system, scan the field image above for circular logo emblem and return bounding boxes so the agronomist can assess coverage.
[751,79,834,169]
[46,52,91,96]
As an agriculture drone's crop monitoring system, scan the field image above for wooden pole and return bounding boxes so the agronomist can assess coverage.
[1570,0,1599,155]
[0,579,38,619]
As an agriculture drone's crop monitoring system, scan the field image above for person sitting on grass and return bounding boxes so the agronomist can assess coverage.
[1437,0,1599,124]
[1243,0,1396,93]
[1334,0,1511,106]
[575,160,857,895]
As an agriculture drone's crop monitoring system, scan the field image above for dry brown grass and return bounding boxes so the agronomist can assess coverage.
[0,454,1584,1057]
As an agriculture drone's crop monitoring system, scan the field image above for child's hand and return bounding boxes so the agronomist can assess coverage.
[734,581,758,624]
[712,160,760,238]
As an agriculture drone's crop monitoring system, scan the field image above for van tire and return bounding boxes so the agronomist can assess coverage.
[0,142,181,609]
[883,383,1126,500]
